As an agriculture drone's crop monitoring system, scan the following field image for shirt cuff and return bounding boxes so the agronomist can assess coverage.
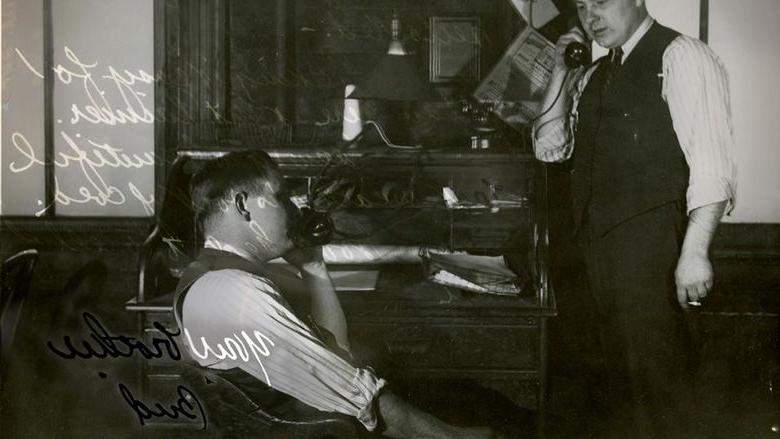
[533,116,571,163]
[352,367,387,431]
[686,176,736,215]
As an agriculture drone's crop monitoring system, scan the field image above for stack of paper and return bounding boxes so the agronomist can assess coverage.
[425,253,526,296]
[329,270,380,291]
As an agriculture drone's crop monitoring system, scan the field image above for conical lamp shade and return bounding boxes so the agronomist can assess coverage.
[348,54,436,101]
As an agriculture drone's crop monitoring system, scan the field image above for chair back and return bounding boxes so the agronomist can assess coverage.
[138,155,205,302]
[1,249,39,373]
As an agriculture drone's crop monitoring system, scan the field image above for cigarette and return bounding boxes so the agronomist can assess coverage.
[687,301,702,307]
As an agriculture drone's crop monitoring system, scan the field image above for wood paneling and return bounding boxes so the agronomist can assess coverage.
[0,218,150,294]
[163,0,522,149]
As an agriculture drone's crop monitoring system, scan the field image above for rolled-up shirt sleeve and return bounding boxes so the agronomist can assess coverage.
[533,116,573,162]
[532,66,595,163]
[663,35,737,215]
[181,269,386,431]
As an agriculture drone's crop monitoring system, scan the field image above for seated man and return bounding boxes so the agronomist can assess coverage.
[173,150,497,438]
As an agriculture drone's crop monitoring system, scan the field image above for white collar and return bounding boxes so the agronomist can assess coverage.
[620,15,654,61]
[204,237,254,261]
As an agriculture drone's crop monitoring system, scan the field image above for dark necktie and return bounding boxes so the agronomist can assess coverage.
[609,47,624,67]
[604,47,624,87]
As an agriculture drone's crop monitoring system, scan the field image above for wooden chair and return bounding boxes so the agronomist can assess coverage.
[137,152,363,438]
[1,249,39,380]
[138,155,202,304]
[179,363,364,438]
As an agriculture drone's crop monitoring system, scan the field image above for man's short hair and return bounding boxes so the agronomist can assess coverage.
[190,150,280,232]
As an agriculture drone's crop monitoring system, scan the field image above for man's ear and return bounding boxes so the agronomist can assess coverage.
[234,191,252,221]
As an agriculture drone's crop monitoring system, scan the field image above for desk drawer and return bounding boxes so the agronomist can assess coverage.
[350,323,539,371]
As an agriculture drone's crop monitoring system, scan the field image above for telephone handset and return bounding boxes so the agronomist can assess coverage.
[533,17,591,125]
[295,206,334,247]
[565,41,591,68]
[564,19,591,69]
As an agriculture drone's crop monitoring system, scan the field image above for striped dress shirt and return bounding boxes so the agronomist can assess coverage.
[534,17,737,215]
[180,268,386,430]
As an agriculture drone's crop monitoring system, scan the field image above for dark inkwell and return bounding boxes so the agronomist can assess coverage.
[119,382,207,429]
[47,311,181,361]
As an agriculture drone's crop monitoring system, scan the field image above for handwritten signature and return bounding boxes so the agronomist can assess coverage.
[184,328,275,386]
[16,46,154,126]
[10,130,155,216]
[119,381,207,429]
[10,46,155,215]
[48,313,209,428]
[47,311,181,361]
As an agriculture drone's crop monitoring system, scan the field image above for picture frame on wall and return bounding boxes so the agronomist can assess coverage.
[429,16,481,83]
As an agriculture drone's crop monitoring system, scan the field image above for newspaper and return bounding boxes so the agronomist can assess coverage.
[473,26,556,128]
[425,253,526,296]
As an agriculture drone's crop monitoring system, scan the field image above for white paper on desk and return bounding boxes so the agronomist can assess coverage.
[260,261,380,291]
[510,0,560,28]
[330,270,380,291]
[473,26,556,128]
[431,270,490,293]
[426,254,524,295]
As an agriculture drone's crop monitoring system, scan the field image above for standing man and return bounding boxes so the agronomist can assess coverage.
[534,0,736,437]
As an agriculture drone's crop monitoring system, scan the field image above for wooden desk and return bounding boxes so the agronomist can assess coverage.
[128,147,556,435]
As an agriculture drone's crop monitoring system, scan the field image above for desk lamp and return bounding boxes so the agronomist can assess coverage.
[346,13,436,148]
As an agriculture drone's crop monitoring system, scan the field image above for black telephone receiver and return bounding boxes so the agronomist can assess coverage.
[296,206,334,247]
[564,18,591,69]
[565,42,590,68]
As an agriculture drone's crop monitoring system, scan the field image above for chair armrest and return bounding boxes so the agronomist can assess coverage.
[179,363,362,438]
[137,225,163,304]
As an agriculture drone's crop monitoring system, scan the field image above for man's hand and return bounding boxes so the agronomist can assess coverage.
[283,245,326,276]
[534,26,587,142]
[283,245,350,352]
[676,201,727,310]
[553,26,588,73]
[675,252,713,309]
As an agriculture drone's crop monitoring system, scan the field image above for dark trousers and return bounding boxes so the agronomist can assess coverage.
[581,202,697,438]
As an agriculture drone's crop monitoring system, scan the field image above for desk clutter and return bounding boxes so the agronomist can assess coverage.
[423,252,527,296]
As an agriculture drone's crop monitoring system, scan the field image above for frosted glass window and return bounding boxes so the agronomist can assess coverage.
[51,0,155,216]
[1,0,155,217]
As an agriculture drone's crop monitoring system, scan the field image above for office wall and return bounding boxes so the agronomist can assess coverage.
[709,0,780,223]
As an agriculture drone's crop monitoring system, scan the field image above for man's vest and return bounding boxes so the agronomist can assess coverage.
[172,248,294,409]
[173,248,267,331]
[173,248,347,357]
[172,248,352,411]
[572,23,689,236]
